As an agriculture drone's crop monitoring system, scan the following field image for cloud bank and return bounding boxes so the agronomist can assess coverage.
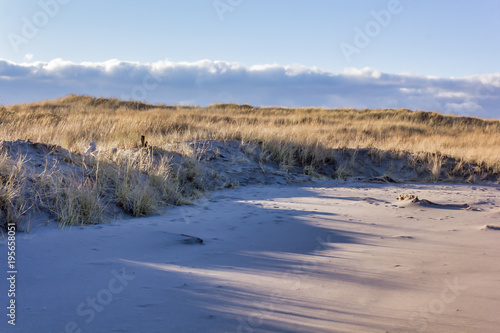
[1,58,499,118]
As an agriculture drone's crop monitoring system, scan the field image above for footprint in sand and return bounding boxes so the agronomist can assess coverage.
[274,216,285,224]
[396,236,415,239]
[137,304,158,308]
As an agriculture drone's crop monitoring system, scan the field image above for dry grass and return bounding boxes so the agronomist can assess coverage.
[0,153,28,228]
[1,95,500,229]
[1,95,499,170]
[0,145,200,230]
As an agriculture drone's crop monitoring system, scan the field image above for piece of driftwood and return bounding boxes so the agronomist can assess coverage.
[484,225,500,231]
[397,193,479,210]
[180,234,204,244]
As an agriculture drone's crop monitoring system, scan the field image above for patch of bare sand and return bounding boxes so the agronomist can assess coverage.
[3,181,499,332]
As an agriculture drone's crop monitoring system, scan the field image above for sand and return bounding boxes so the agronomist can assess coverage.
[1,180,499,333]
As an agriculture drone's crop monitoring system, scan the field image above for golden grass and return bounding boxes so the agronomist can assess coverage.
[0,153,28,226]
[0,146,202,230]
[1,95,499,170]
[1,95,499,229]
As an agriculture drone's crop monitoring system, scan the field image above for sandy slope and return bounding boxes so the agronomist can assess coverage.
[1,181,499,333]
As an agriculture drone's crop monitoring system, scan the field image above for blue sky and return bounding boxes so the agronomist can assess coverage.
[1,0,499,117]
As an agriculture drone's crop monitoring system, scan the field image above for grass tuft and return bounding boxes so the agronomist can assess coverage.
[0,153,28,229]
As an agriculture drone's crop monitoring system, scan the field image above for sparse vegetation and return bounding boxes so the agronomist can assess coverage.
[0,141,200,230]
[1,94,499,230]
[0,153,28,229]
[2,95,500,168]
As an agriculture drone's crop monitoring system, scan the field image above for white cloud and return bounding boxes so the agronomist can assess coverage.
[24,54,34,61]
[445,101,483,115]
[0,58,499,118]
[343,67,382,79]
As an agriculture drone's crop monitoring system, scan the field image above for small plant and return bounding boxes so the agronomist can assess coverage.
[148,156,188,205]
[349,149,358,169]
[240,141,258,157]
[34,167,105,227]
[428,153,443,182]
[303,164,326,179]
[118,182,160,217]
[0,154,28,229]
[113,160,161,217]
[368,147,385,166]
[52,179,104,227]
[334,161,352,179]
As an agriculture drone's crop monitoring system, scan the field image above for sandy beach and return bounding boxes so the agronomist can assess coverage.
[1,180,499,333]
[2,2,499,331]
